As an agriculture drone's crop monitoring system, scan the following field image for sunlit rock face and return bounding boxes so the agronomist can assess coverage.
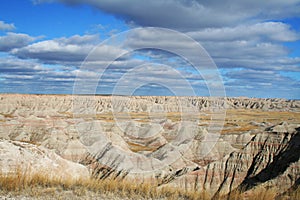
[0,139,90,181]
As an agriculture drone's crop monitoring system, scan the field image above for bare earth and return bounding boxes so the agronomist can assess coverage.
[0,94,299,199]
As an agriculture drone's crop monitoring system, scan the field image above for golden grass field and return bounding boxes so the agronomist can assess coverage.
[1,167,299,200]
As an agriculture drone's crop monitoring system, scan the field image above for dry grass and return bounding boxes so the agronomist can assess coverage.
[1,167,297,199]
[227,185,300,200]
[290,186,300,200]
[0,167,209,200]
[220,109,300,134]
[227,187,277,200]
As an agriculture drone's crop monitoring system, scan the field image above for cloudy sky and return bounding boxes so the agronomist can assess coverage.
[0,0,300,98]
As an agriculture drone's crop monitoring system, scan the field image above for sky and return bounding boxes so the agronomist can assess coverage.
[0,0,300,99]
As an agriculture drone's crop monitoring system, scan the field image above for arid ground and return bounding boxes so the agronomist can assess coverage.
[0,94,299,199]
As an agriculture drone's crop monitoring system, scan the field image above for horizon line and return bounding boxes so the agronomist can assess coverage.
[0,92,298,100]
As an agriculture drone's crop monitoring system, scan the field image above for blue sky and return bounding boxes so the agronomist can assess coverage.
[0,0,300,99]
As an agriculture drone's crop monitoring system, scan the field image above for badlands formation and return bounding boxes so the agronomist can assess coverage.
[0,94,299,198]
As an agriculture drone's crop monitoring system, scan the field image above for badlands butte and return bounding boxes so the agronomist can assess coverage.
[0,94,300,199]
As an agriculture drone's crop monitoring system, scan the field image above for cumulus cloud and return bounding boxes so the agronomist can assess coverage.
[0,57,77,93]
[0,32,36,52]
[224,69,300,98]
[111,64,199,96]
[57,34,100,45]
[12,39,93,62]
[187,22,299,42]
[2,0,299,97]
[11,34,127,65]
[0,57,45,73]
[35,0,300,29]
[0,20,15,31]
[122,27,300,73]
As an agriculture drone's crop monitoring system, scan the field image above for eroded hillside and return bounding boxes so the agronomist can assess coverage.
[0,94,299,199]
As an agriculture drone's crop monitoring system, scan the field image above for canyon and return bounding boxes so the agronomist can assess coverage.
[0,94,299,199]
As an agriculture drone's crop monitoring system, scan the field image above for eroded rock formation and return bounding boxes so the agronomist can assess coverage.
[0,94,299,198]
[0,139,89,181]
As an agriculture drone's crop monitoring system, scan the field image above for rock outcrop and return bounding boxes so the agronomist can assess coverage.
[0,94,299,198]
[0,94,299,115]
[163,123,300,198]
[0,139,90,181]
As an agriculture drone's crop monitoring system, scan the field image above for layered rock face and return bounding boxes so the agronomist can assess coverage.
[165,123,300,197]
[0,94,299,198]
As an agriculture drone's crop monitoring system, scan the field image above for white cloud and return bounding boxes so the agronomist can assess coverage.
[0,21,15,31]
[35,0,300,30]
[12,34,127,64]
[0,32,36,52]
[2,0,300,98]
[187,22,299,42]
[225,69,300,90]
[122,27,300,72]
[57,34,100,45]
[12,39,93,61]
